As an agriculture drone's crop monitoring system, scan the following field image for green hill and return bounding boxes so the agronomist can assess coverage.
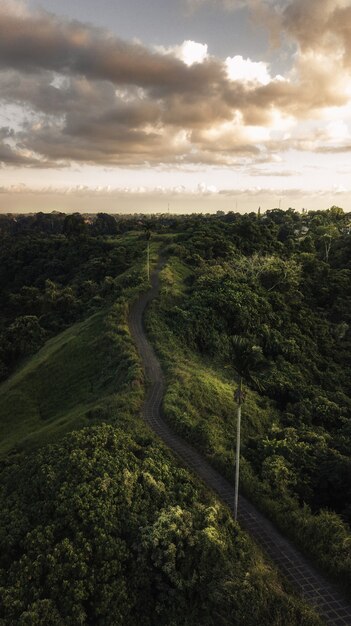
[0,303,143,457]
[0,218,332,625]
[145,249,351,595]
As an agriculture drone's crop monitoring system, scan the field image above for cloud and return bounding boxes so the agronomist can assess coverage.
[0,182,346,198]
[0,0,29,18]
[155,40,209,66]
[248,167,300,176]
[0,125,58,167]
[325,120,350,141]
[0,1,351,170]
[226,55,272,85]
[1,180,350,214]
[0,5,219,94]
[282,0,349,52]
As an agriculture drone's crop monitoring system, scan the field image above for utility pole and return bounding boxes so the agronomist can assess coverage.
[234,377,245,521]
[147,240,150,281]
[146,228,151,282]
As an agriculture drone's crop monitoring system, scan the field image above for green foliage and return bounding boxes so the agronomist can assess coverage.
[90,213,119,236]
[0,425,322,626]
[5,315,46,359]
[146,282,274,472]
[0,231,146,379]
[1,211,350,622]
[0,234,149,457]
[147,224,351,594]
[0,299,144,457]
[62,212,87,238]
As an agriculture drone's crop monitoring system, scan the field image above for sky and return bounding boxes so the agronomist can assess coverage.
[1,0,351,214]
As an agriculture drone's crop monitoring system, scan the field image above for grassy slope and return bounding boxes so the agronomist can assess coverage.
[143,257,330,621]
[0,310,124,456]
[147,256,275,476]
[0,235,153,457]
[146,253,351,595]
[0,245,324,624]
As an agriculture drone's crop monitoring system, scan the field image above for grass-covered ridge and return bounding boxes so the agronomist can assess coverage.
[0,232,151,457]
[0,231,323,625]
[0,310,107,455]
[0,300,144,457]
[149,256,275,448]
[1,209,349,624]
[0,230,147,381]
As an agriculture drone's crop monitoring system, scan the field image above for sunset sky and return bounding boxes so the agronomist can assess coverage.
[1,0,351,213]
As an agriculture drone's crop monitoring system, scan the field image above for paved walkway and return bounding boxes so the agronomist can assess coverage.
[128,261,351,626]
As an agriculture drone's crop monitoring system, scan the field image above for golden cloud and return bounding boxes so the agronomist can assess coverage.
[0,1,350,168]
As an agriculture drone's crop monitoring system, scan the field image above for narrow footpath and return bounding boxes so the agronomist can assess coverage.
[128,260,351,626]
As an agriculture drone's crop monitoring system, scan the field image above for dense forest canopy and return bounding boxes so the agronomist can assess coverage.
[0,206,350,623]
[0,219,145,380]
[144,205,351,593]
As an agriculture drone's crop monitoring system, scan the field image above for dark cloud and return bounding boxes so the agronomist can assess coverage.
[0,137,57,168]
[0,70,119,116]
[0,1,350,169]
[282,0,346,53]
[0,7,224,94]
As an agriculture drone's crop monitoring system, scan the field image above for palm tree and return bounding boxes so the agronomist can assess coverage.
[231,336,266,520]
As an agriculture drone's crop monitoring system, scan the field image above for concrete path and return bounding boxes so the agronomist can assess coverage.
[129,261,351,626]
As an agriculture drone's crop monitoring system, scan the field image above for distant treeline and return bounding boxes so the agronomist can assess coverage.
[1,206,350,238]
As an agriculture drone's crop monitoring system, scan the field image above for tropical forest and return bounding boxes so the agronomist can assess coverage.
[0,207,350,625]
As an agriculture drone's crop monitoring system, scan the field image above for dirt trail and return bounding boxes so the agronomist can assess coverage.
[129,260,351,626]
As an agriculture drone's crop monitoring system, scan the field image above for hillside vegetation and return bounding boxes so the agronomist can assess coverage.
[0,311,108,455]
[0,214,324,625]
[0,423,323,626]
[0,302,144,457]
[145,207,351,595]
[0,228,148,456]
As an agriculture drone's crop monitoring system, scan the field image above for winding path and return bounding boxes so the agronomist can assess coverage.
[129,260,351,626]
